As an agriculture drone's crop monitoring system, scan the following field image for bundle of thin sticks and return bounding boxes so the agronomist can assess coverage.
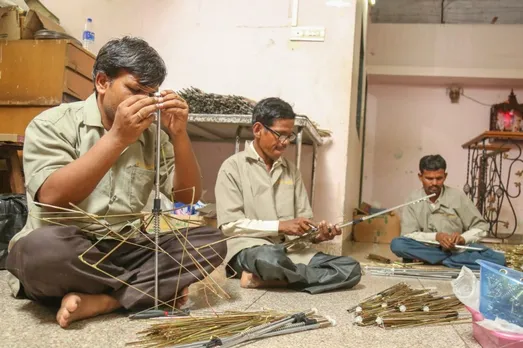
[349,283,470,329]
[505,244,523,271]
[128,309,335,348]
[365,253,424,268]
[177,87,255,115]
[310,119,332,138]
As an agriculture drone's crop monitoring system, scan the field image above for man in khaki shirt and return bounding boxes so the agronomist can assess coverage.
[390,155,505,269]
[6,37,226,328]
[215,98,361,294]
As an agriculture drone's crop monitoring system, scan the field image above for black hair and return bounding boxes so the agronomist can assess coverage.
[92,36,167,92]
[419,155,447,173]
[251,97,296,126]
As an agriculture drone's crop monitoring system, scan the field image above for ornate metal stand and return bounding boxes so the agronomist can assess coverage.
[462,131,523,239]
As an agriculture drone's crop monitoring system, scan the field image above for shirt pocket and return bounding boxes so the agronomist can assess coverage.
[435,209,464,233]
[127,166,155,212]
[275,183,295,220]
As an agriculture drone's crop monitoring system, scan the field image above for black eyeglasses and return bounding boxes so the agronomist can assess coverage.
[262,124,297,143]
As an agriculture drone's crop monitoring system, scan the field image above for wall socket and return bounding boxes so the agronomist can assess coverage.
[290,26,326,42]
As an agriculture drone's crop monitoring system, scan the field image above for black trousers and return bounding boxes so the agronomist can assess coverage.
[7,225,227,309]
[229,244,361,294]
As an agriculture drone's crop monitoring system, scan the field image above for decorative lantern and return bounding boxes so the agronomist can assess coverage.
[490,90,523,132]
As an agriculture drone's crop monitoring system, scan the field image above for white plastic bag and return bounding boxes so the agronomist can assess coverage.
[451,266,480,310]
[143,192,173,212]
[452,266,523,335]
[478,318,523,335]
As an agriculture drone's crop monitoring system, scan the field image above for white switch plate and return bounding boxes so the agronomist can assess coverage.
[290,26,325,42]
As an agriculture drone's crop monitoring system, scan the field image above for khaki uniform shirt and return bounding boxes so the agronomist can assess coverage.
[215,142,316,265]
[401,186,488,244]
[7,94,175,295]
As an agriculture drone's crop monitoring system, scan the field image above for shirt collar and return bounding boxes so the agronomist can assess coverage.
[82,93,147,146]
[436,186,449,206]
[83,93,104,128]
[427,186,448,207]
[246,141,286,168]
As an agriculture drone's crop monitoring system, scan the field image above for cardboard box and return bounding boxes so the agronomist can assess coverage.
[0,134,25,143]
[144,214,205,232]
[0,7,67,41]
[143,214,218,232]
[25,0,60,24]
[0,6,22,40]
[352,212,401,244]
[196,203,218,228]
[204,217,218,229]
[22,9,66,39]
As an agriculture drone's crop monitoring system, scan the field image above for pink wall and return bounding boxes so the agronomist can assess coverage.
[363,84,523,237]
[367,23,523,80]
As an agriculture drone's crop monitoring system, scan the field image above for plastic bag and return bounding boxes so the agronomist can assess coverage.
[0,194,28,269]
[453,266,523,335]
[142,192,173,213]
[451,266,480,310]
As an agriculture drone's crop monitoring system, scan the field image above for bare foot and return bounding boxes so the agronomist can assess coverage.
[239,271,287,289]
[56,293,121,328]
[175,287,189,308]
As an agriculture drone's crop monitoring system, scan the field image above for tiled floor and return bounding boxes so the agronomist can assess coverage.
[0,242,482,348]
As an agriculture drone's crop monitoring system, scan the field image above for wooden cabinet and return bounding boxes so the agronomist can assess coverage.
[0,40,95,134]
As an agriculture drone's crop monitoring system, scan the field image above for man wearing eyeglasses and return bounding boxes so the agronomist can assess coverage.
[215,98,361,294]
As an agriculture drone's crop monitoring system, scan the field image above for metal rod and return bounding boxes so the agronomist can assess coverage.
[364,266,480,274]
[167,319,330,348]
[421,240,485,251]
[285,193,435,248]
[295,126,303,171]
[254,319,333,340]
[310,141,318,206]
[154,92,162,309]
[338,193,436,229]
[219,309,317,348]
[234,125,242,153]
[363,266,480,281]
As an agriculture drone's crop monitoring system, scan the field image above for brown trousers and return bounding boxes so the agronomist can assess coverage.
[6,225,227,309]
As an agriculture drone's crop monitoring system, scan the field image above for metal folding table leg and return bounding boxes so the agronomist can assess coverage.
[310,141,318,205]
[295,127,303,170]
[235,126,243,154]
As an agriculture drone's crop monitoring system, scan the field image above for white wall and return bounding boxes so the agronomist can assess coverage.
[39,0,365,244]
[342,0,368,247]
[41,0,145,54]
[137,0,362,232]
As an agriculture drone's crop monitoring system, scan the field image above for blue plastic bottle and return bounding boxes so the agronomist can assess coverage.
[82,18,95,51]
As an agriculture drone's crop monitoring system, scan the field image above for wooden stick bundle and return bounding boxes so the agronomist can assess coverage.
[128,309,334,347]
[349,283,469,329]
[505,244,523,270]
